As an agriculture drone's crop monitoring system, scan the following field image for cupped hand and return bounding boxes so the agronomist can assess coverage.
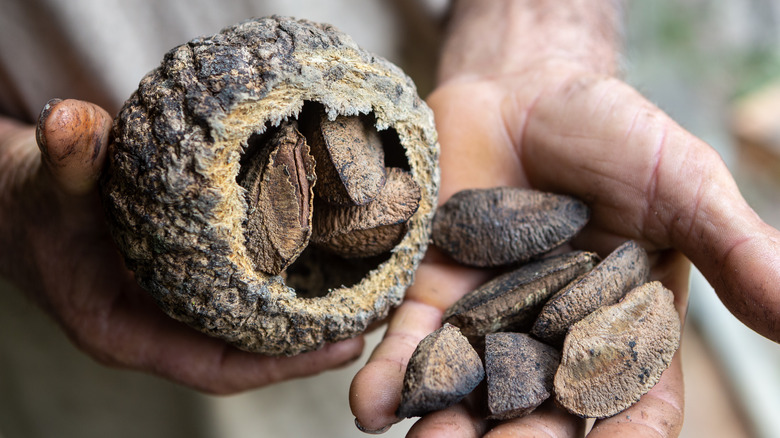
[350,60,780,436]
[0,99,363,394]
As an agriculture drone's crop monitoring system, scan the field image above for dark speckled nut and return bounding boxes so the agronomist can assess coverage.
[431,187,589,268]
[100,16,439,356]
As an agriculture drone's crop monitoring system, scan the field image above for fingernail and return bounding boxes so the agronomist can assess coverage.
[34,98,112,195]
[36,98,63,155]
[354,418,392,435]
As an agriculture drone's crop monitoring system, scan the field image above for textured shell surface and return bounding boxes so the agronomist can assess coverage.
[553,281,681,418]
[100,16,439,356]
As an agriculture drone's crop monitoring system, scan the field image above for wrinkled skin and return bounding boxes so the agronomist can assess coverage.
[2,3,779,436]
[349,1,780,436]
[0,99,364,394]
[349,59,780,437]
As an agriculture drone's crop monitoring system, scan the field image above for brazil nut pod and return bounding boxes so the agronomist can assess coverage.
[100,16,439,355]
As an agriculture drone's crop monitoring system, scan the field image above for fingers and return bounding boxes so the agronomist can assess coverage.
[517,72,780,342]
[350,299,443,431]
[170,336,365,395]
[407,403,488,438]
[484,401,585,438]
[0,118,39,191]
[350,258,492,432]
[29,97,365,394]
[136,329,365,395]
[588,350,684,437]
[69,279,365,394]
[36,98,112,195]
[148,327,364,395]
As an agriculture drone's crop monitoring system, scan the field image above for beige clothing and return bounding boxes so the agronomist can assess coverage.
[0,0,443,121]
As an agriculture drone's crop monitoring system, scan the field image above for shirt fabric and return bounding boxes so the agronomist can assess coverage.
[0,0,444,121]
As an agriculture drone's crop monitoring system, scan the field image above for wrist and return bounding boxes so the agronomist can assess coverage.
[438,0,623,84]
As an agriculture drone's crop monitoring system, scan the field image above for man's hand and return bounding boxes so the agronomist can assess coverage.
[350,1,780,436]
[0,99,363,394]
[350,62,691,437]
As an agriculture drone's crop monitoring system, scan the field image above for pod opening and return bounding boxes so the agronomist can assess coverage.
[237,101,416,298]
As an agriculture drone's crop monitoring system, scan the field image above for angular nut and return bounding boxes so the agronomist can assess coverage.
[311,168,421,258]
[304,110,387,206]
[531,240,650,346]
[485,333,561,420]
[554,281,681,418]
[239,121,315,275]
[443,251,600,336]
[432,187,589,267]
[397,323,485,418]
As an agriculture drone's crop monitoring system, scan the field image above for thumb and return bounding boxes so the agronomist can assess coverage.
[36,98,112,195]
[519,73,780,343]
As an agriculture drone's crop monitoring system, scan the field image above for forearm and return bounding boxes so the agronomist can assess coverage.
[438,0,623,83]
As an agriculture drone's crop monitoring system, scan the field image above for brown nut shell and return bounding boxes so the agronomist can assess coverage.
[485,333,561,420]
[304,111,387,206]
[443,251,600,336]
[100,17,439,355]
[397,323,485,418]
[239,121,315,275]
[531,240,650,346]
[311,167,421,258]
[553,281,681,418]
[431,187,589,267]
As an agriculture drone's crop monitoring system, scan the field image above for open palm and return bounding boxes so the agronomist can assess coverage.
[350,60,780,436]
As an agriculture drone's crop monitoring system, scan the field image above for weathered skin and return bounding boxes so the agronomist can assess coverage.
[100,16,439,356]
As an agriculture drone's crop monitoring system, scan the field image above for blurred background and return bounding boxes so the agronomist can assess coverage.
[623,1,780,437]
[1,0,779,437]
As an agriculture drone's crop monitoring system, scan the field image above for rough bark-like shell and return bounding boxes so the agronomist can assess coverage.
[442,251,600,336]
[100,17,439,356]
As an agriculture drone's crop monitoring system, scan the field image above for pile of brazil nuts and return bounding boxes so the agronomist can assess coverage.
[397,187,681,420]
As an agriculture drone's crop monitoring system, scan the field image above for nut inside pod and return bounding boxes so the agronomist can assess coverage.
[100,16,439,356]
